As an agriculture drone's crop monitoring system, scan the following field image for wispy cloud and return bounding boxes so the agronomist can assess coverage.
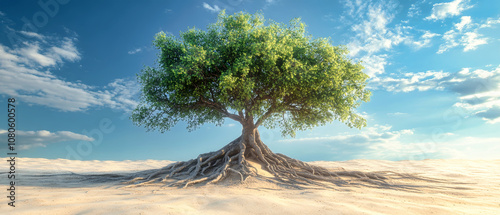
[460,32,487,52]
[0,129,94,150]
[407,0,426,18]
[410,31,441,49]
[127,48,142,55]
[340,0,407,78]
[359,54,388,77]
[104,79,140,111]
[361,135,500,160]
[437,16,490,53]
[280,124,417,160]
[340,0,440,78]
[5,36,80,67]
[0,32,139,112]
[425,0,473,21]
[50,37,81,61]
[387,112,408,116]
[480,17,500,28]
[455,16,471,31]
[281,124,412,145]
[18,31,45,40]
[453,67,500,123]
[370,70,451,92]
[281,123,499,160]
[202,2,221,13]
[371,66,500,123]
[346,1,404,56]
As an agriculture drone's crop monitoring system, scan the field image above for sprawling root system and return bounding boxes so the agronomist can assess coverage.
[125,129,392,188]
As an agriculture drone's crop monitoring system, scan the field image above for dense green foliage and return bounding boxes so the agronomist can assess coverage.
[132,11,371,137]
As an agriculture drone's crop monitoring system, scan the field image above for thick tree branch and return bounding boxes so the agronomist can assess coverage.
[255,107,274,128]
[199,96,242,123]
[226,112,243,123]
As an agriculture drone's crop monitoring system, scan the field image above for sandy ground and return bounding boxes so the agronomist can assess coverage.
[2,158,499,214]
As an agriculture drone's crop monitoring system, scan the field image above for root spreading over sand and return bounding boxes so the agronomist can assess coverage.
[125,130,406,188]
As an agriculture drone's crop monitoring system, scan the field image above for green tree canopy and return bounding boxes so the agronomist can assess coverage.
[127,11,391,189]
[132,11,370,137]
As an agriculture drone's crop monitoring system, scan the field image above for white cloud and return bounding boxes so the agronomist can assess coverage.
[280,124,417,160]
[202,2,221,13]
[474,107,500,124]
[461,32,487,52]
[340,0,417,79]
[7,36,81,67]
[442,137,500,159]
[127,48,142,55]
[360,54,388,77]
[0,129,94,150]
[347,1,404,56]
[104,79,140,111]
[19,31,45,40]
[341,0,439,78]
[388,112,408,116]
[480,17,500,28]
[361,135,500,160]
[407,0,426,18]
[50,38,81,61]
[281,124,413,145]
[18,42,59,67]
[437,16,490,54]
[0,33,139,112]
[410,30,440,49]
[372,66,500,123]
[407,3,419,18]
[281,123,499,160]
[455,16,471,31]
[371,70,450,92]
[438,29,459,53]
[453,66,500,123]
[425,0,473,21]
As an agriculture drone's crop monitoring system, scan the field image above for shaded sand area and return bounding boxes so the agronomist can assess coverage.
[1,158,499,214]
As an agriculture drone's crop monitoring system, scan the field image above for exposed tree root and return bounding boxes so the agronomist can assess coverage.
[124,129,401,188]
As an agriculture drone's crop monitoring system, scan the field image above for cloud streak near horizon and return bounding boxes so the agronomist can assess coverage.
[371,66,500,123]
[0,129,94,150]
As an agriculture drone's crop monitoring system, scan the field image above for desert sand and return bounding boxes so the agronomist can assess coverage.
[2,157,499,214]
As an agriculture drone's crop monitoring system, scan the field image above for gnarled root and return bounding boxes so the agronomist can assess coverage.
[124,129,392,188]
[125,136,255,188]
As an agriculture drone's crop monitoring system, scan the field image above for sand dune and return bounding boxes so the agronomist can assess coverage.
[2,157,499,214]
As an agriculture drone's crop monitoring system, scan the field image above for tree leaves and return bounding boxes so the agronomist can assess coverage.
[132,11,371,137]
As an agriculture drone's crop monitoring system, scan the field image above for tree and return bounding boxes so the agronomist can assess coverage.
[130,11,382,188]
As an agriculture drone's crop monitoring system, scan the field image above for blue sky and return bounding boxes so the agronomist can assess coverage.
[1,0,499,161]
